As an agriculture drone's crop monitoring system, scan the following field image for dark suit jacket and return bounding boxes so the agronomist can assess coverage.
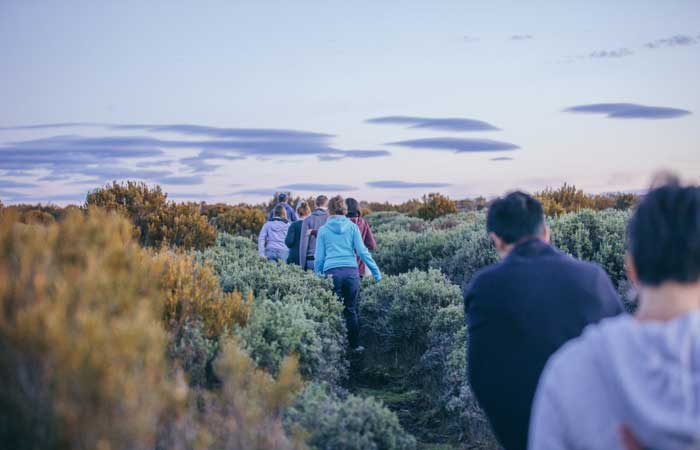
[464,239,624,450]
[285,219,304,265]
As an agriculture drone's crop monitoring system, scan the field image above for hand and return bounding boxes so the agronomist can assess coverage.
[619,425,644,450]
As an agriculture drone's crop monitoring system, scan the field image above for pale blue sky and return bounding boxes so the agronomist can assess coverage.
[1,0,699,204]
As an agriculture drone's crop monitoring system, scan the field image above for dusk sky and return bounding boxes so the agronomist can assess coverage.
[1,0,699,205]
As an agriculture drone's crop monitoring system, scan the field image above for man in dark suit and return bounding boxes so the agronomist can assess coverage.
[464,191,624,450]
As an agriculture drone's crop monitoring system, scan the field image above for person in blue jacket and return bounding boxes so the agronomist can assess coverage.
[315,195,381,352]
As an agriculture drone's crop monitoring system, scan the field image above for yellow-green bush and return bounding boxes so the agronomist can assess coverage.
[415,193,457,221]
[214,205,266,238]
[0,208,172,450]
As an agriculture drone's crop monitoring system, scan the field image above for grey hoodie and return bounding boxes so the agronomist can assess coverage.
[299,208,328,267]
[529,311,700,450]
[257,218,289,256]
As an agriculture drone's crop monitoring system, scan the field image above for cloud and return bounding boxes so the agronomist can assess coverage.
[317,150,391,162]
[645,34,698,49]
[588,48,633,59]
[463,36,479,43]
[0,179,37,189]
[155,175,204,185]
[386,137,520,153]
[366,180,452,189]
[277,183,358,191]
[564,103,692,119]
[510,34,533,40]
[232,188,277,196]
[366,116,499,132]
[490,157,513,161]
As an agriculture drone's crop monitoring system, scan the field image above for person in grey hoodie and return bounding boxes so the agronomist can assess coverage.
[258,205,290,262]
[529,178,700,450]
[299,195,329,270]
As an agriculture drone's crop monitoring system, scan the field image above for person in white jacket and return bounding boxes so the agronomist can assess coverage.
[258,205,290,262]
[529,177,700,450]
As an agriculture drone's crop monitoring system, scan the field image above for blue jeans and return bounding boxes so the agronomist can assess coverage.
[265,248,289,262]
[325,267,361,349]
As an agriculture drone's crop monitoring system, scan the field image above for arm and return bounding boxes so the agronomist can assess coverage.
[595,266,625,316]
[364,222,376,251]
[258,223,268,256]
[353,226,381,280]
[314,230,326,274]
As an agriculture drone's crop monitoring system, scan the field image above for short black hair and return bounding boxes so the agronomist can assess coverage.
[346,198,360,217]
[277,193,288,203]
[487,191,546,244]
[627,179,700,286]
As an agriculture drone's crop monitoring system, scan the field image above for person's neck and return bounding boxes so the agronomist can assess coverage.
[499,236,545,259]
[635,281,700,322]
[316,206,327,211]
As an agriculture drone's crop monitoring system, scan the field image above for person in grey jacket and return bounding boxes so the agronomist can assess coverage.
[299,195,329,270]
[529,178,700,450]
[258,205,290,262]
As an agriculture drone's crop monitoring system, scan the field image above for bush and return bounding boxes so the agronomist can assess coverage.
[0,208,172,450]
[198,233,347,386]
[414,306,498,448]
[286,383,416,450]
[86,181,216,250]
[167,318,219,388]
[359,269,462,374]
[415,193,457,221]
[160,338,305,450]
[214,205,267,238]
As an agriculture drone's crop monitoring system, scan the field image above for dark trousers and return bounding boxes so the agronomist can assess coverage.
[326,267,361,348]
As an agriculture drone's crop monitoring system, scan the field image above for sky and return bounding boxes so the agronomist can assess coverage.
[1,0,699,205]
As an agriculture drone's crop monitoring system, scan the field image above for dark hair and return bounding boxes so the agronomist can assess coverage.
[627,178,700,286]
[346,198,361,217]
[277,193,288,203]
[328,195,347,216]
[273,204,287,220]
[486,191,545,244]
[297,201,311,217]
[315,195,328,208]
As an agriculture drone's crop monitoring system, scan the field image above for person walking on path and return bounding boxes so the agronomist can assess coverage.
[315,196,381,352]
[529,178,700,450]
[258,205,290,262]
[285,201,311,266]
[345,198,376,277]
[299,195,329,270]
[268,192,297,222]
[464,191,624,450]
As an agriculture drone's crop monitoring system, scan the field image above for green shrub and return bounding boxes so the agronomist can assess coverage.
[286,383,416,450]
[214,205,267,238]
[198,233,347,386]
[359,269,462,374]
[167,318,219,388]
[415,193,457,221]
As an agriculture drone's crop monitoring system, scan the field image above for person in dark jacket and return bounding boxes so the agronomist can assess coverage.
[464,191,625,450]
[285,201,311,265]
[299,195,329,270]
[268,192,298,222]
[345,198,376,277]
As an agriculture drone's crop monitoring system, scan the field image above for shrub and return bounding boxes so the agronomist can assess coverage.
[86,181,216,250]
[359,269,462,374]
[160,338,305,450]
[0,208,171,450]
[215,205,267,238]
[415,193,457,221]
[536,183,640,216]
[198,233,347,386]
[414,306,498,448]
[286,383,416,450]
[167,318,219,388]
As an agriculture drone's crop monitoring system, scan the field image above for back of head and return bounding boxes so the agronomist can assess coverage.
[328,195,347,216]
[297,201,311,218]
[628,177,700,286]
[346,198,361,217]
[273,204,287,220]
[315,195,328,208]
[487,191,545,244]
[278,192,288,204]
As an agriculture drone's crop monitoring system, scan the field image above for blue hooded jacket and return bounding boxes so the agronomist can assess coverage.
[314,216,381,281]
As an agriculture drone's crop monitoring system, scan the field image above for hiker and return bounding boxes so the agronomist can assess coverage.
[285,201,312,266]
[346,198,376,277]
[464,191,624,450]
[299,195,329,270]
[268,192,298,222]
[257,205,290,262]
[315,195,381,352]
[529,178,700,450]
